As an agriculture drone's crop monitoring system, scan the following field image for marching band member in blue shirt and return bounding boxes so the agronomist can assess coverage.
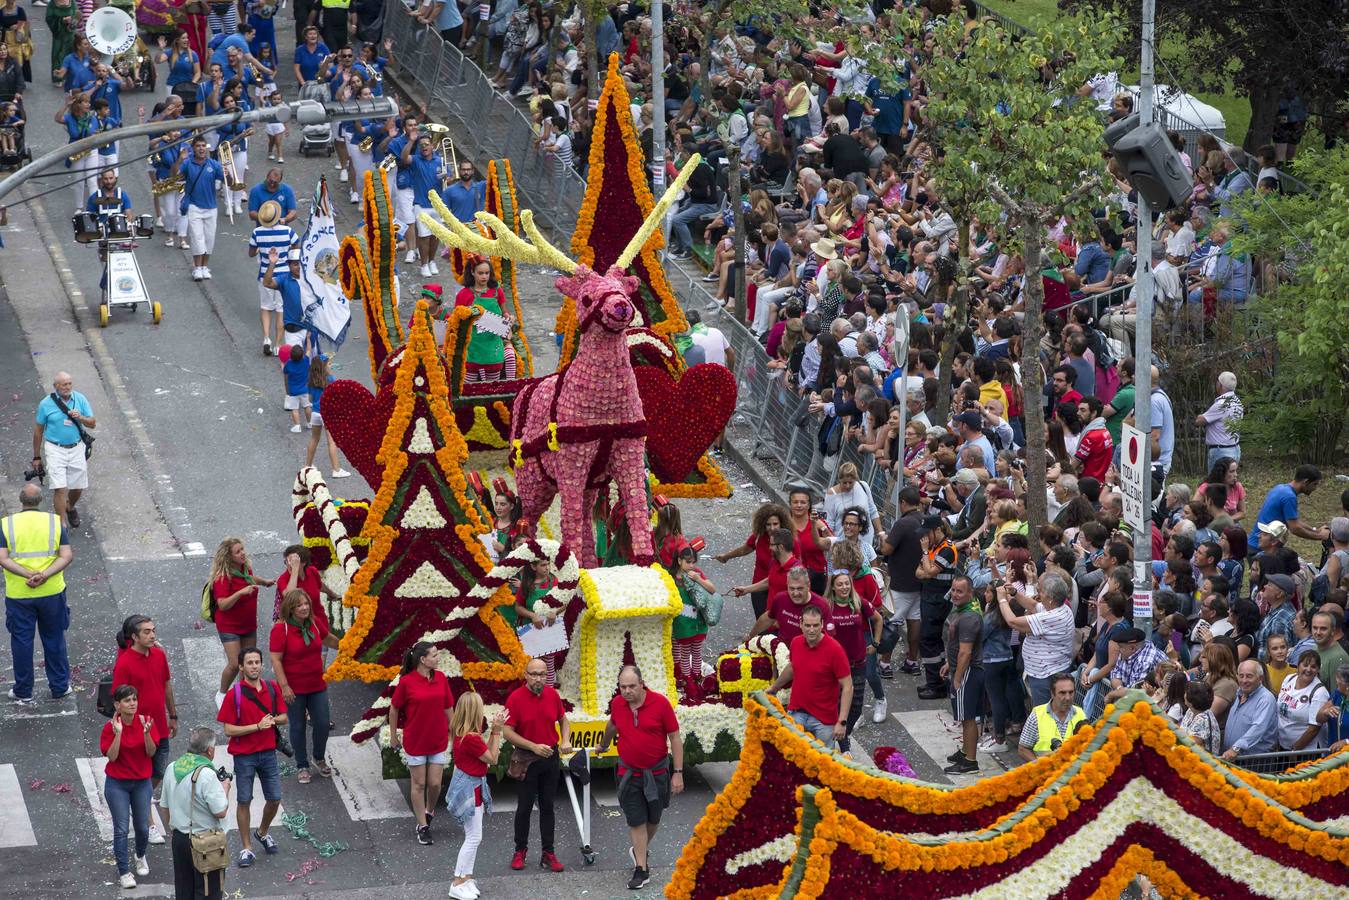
[174,136,225,282]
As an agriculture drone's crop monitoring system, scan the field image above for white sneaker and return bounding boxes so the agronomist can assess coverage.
[334,160,343,171]
[202,268,212,280]
[165,236,177,247]
[214,691,226,710]
[119,873,136,889]
[134,855,149,876]
[871,697,888,724]
[179,238,190,249]
[277,157,286,164]
[349,190,358,203]
[339,169,349,182]
[420,264,432,277]
[405,249,419,264]
[290,423,302,433]
[191,267,203,281]
[148,822,165,845]
[331,468,351,478]
[428,260,439,274]
[447,882,476,900]
[155,216,164,228]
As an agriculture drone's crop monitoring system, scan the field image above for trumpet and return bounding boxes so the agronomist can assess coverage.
[151,174,185,196]
[378,153,398,173]
[68,147,93,163]
[359,134,374,153]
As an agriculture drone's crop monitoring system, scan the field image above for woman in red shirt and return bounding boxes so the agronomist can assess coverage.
[713,502,789,619]
[389,641,455,845]
[273,544,341,623]
[270,589,341,784]
[101,684,158,889]
[787,487,832,595]
[823,570,883,755]
[210,537,276,701]
[445,692,507,900]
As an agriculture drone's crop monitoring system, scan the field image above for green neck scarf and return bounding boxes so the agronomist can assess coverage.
[285,615,317,646]
[172,752,213,782]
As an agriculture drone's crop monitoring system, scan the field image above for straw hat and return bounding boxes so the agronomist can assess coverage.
[257,200,281,228]
[811,237,838,260]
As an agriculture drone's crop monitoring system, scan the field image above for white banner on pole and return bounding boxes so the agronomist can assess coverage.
[1120,423,1148,537]
[300,177,351,349]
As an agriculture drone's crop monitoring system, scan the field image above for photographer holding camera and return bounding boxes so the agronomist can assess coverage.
[216,646,288,868]
[159,726,232,900]
[31,371,95,528]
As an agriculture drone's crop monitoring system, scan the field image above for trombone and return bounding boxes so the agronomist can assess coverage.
[217,140,245,223]
[424,122,456,185]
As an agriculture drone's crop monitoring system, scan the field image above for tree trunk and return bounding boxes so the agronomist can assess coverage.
[694,1,729,105]
[584,6,600,114]
[729,147,747,322]
[1242,83,1280,152]
[933,219,970,425]
[1020,221,1049,553]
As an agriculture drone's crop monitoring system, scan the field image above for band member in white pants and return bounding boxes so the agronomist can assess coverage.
[175,137,225,281]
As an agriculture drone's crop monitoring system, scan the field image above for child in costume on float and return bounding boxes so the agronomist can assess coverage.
[514,556,561,683]
[665,538,716,690]
[455,255,517,381]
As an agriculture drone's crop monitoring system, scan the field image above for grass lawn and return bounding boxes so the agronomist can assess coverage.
[972,0,1251,146]
[1172,457,1346,563]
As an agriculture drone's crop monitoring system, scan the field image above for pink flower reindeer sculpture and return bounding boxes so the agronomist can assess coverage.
[423,156,702,567]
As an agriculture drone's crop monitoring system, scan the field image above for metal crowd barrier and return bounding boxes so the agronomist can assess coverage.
[1229,748,1328,776]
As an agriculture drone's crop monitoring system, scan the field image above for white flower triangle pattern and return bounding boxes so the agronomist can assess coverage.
[400,486,448,529]
[407,417,435,454]
[394,561,461,598]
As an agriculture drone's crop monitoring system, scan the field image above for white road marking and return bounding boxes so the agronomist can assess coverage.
[74,756,165,843]
[326,736,409,821]
[212,743,284,833]
[0,763,38,847]
[891,708,1009,785]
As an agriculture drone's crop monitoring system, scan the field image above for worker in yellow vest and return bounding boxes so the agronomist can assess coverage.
[321,0,352,52]
[0,484,75,705]
[1016,672,1085,763]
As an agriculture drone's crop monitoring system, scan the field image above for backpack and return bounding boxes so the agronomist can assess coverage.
[200,581,216,622]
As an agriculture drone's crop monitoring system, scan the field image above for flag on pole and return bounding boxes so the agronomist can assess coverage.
[299,176,351,350]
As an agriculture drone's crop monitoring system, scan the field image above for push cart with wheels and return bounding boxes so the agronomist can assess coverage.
[73,211,162,326]
[561,749,597,865]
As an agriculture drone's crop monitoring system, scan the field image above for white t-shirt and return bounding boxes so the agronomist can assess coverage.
[1086,72,1119,111]
[691,326,730,368]
[1022,603,1076,678]
[1276,674,1328,750]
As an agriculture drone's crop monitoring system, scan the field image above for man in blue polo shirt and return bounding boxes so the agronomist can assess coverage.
[382,113,418,260]
[86,169,132,222]
[1249,465,1330,552]
[31,372,96,528]
[175,136,225,281]
[263,247,310,353]
[247,167,298,225]
[441,158,485,223]
[400,131,445,278]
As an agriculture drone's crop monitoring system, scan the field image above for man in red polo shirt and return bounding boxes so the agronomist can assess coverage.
[731,527,799,604]
[767,606,852,750]
[502,657,573,874]
[743,566,832,646]
[112,614,177,844]
[598,664,683,891]
[1074,396,1113,480]
[217,647,288,868]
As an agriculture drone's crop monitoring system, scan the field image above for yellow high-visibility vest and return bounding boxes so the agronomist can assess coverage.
[2,510,65,599]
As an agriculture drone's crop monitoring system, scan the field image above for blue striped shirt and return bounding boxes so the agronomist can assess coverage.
[248,224,298,281]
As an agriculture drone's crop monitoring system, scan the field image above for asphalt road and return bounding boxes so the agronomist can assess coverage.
[0,17,1008,900]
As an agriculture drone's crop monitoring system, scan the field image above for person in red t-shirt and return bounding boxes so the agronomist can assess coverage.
[209,538,276,700]
[713,502,790,619]
[270,589,341,784]
[828,542,890,725]
[787,487,832,594]
[744,567,832,646]
[272,544,341,623]
[102,684,158,888]
[113,615,177,801]
[216,647,288,867]
[502,658,572,873]
[730,526,800,612]
[1074,396,1114,480]
[767,606,853,749]
[598,665,683,891]
[824,570,884,753]
[389,641,455,845]
[446,692,508,900]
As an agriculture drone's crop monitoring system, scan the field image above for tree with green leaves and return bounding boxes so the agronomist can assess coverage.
[1228,146,1349,462]
[909,11,1122,537]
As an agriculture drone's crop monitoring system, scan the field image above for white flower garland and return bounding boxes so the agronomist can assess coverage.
[291,466,361,580]
[725,835,799,875]
[950,778,1342,900]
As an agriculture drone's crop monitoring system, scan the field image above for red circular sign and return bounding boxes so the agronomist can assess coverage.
[1127,435,1138,465]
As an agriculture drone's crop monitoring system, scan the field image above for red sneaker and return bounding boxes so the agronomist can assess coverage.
[510,849,527,870]
[540,851,565,872]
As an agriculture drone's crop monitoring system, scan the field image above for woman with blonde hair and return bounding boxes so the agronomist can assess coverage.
[445,692,508,899]
[824,569,883,752]
[209,537,275,702]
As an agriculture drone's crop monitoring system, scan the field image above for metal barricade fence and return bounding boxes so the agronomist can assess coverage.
[1229,749,1328,776]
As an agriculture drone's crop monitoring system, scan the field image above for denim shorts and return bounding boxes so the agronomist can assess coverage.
[405,751,447,766]
[233,750,282,804]
[217,630,256,644]
[152,737,171,780]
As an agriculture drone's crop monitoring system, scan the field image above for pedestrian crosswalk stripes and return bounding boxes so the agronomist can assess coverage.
[181,636,225,700]
[890,707,1015,786]
[0,763,38,847]
[326,736,410,821]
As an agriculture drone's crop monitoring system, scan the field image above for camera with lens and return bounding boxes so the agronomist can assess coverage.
[215,766,233,781]
[24,462,45,482]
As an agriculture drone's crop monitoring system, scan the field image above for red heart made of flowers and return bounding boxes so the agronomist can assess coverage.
[320,378,394,489]
[634,364,738,483]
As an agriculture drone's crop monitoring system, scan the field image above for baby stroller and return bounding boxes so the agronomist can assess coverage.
[298,82,334,157]
[0,99,31,171]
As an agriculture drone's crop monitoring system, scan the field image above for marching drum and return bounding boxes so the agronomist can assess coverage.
[72,212,102,243]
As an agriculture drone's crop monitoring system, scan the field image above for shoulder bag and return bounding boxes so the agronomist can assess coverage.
[48,392,94,459]
[188,767,229,873]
